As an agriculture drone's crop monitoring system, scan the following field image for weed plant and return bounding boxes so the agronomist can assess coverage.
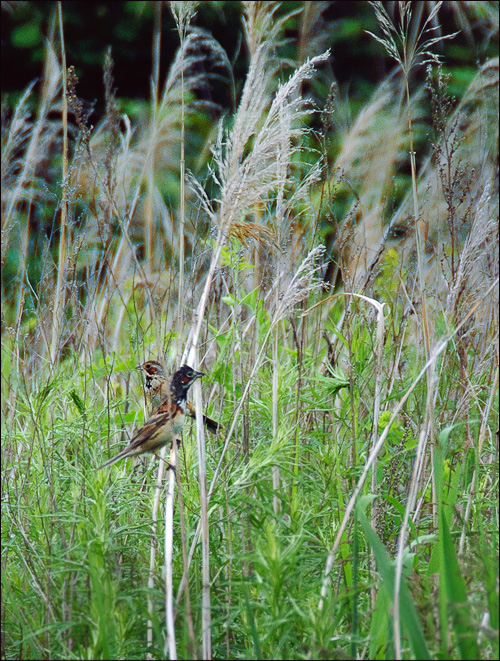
[1,2,498,660]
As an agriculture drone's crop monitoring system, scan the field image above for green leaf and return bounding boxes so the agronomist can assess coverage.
[70,389,85,415]
[357,503,431,660]
[440,511,480,660]
[435,432,480,661]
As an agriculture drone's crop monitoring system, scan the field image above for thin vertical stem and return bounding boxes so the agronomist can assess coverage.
[165,446,177,660]
[50,2,69,365]
[175,467,197,658]
[148,449,168,658]
[272,308,280,515]
[177,42,186,361]
[406,77,431,361]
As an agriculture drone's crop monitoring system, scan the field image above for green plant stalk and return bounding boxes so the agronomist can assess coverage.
[50,2,69,365]
[358,501,431,659]
[351,515,359,660]
[272,300,280,515]
[434,432,480,660]
[405,76,431,361]
[459,367,498,553]
[175,464,197,657]
[318,277,499,615]
[178,300,282,606]
[291,317,304,511]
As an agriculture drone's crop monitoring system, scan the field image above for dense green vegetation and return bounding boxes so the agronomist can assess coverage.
[2,2,498,659]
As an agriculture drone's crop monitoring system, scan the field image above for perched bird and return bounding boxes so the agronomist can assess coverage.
[137,359,220,434]
[96,365,204,470]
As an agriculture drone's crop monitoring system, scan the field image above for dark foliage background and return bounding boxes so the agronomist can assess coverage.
[3,1,497,114]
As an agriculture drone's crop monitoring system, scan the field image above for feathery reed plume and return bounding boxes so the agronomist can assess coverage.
[2,41,61,246]
[1,82,36,226]
[445,182,497,315]
[378,58,499,299]
[74,27,231,360]
[242,1,293,59]
[170,1,199,38]
[274,245,326,323]
[186,46,330,383]
[298,1,332,62]
[190,50,330,239]
[2,39,62,369]
[367,1,459,363]
[333,72,418,290]
[366,1,459,75]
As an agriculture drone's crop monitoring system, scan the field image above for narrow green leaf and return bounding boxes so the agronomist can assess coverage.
[357,504,431,660]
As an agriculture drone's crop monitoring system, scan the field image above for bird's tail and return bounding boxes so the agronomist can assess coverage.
[96,448,131,471]
[203,414,220,434]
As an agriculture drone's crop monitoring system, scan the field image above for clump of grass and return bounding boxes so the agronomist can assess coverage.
[1,3,498,660]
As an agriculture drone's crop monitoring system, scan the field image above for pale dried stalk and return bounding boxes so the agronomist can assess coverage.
[183,232,226,660]
[193,375,211,659]
[170,2,198,362]
[177,247,326,604]
[147,447,169,658]
[164,445,177,660]
[164,5,201,657]
[178,43,328,647]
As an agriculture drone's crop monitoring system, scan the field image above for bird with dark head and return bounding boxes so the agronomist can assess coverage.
[96,365,204,470]
[137,359,220,434]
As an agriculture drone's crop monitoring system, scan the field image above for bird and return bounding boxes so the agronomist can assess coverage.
[137,359,220,434]
[96,364,204,470]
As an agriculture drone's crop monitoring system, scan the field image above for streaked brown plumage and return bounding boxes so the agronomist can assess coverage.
[137,359,220,434]
[96,365,204,470]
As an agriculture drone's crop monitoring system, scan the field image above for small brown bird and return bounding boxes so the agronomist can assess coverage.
[137,359,220,434]
[96,364,204,470]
